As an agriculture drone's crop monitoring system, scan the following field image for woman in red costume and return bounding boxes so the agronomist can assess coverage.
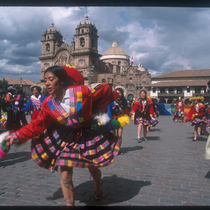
[131,89,156,142]
[173,97,184,122]
[2,65,127,206]
[191,96,209,141]
[24,85,46,120]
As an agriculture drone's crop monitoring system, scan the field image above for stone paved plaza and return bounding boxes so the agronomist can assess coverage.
[0,115,210,206]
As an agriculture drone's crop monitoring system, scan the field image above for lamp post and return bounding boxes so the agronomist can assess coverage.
[86,66,94,85]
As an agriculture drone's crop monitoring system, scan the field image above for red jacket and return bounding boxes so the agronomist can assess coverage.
[132,98,154,116]
[191,102,206,117]
[175,101,184,111]
[10,83,119,143]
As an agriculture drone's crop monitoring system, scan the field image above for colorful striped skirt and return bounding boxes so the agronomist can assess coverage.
[135,117,158,127]
[30,125,120,172]
[173,110,184,121]
[191,116,207,126]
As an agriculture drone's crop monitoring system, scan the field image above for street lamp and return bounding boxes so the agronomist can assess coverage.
[86,66,94,85]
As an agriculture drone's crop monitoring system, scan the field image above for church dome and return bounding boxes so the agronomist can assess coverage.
[101,41,130,61]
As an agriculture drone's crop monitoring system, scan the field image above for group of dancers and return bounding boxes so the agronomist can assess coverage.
[2,64,210,206]
[3,64,210,205]
[173,96,209,141]
[107,88,159,147]
[172,95,210,166]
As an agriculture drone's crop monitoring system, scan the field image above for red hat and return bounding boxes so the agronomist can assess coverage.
[62,65,84,85]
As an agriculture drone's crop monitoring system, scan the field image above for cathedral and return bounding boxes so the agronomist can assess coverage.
[39,16,152,100]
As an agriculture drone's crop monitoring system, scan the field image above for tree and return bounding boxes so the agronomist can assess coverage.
[0,78,8,95]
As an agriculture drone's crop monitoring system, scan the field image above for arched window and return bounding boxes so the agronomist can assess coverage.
[118,61,121,66]
[47,35,49,39]
[80,38,85,47]
[81,29,84,33]
[46,43,50,51]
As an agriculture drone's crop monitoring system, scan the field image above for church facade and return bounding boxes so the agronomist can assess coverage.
[38,16,152,100]
[39,17,102,85]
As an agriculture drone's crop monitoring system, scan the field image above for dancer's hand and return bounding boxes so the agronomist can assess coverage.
[4,136,14,147]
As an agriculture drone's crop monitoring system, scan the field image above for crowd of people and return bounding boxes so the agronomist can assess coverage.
[3,86,28,131]
[1,65,210,206]
[0,84,48,131]
[172,96,210,141]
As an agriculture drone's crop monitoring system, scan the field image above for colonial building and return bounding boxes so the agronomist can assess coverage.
[38,16,152,100]
[39,16,210,104]
[149,69,210,104]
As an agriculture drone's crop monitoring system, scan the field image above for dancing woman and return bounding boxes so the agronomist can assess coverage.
[1,65,128,206]
[191,96,209,141]
[173,97,184,122]
[24,85,46,120]
[131,89,156,142]
[147,97,159,132]
[107,88,130,154]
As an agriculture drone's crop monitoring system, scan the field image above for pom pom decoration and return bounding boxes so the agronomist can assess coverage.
[189,96,205,102]
[94,113,110,125]
[91,113,130,133]
[63,65,84,85]
[0,131,10,159]
[117,115,130,128]
[111,119,121,129]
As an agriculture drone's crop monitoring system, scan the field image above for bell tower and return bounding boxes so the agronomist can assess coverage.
[73,16,100,84]
[41,23,63,56]
[39,23,63,81]
[74,16,98,54]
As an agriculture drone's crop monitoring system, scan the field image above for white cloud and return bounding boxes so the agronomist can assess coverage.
[48,7,80,21]
[0,59,9,66]
[0,6,210,82]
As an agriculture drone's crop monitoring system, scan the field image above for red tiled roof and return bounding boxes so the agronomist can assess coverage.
[0,78,36,86]
[151,80,209,87]
[152,69,210,79]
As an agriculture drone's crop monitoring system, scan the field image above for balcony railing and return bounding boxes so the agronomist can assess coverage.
[158,93,184,97]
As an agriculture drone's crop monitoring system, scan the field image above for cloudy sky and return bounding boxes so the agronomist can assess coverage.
[0,6,210,83]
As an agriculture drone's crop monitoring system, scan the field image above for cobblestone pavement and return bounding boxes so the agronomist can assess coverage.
[0,115,210,206]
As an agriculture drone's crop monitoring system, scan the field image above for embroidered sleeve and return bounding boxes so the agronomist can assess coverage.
[11,133,21,144]
[132,102,139,112]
